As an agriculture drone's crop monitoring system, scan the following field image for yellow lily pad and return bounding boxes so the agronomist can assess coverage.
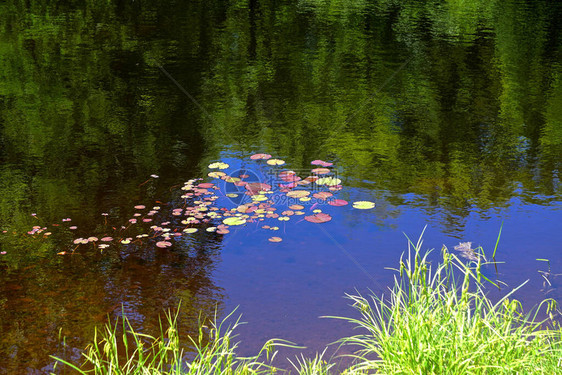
[209,162,229,169]
[353,201,375,209]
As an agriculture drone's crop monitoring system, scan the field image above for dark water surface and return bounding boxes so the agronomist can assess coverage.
[1,0,562,373]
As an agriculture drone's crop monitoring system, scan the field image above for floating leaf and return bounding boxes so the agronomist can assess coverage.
[209,162,229,169]
[328,199,348,206]
[268,236,283,242]
[250,153,272,160]
[121,238,132,244]
[206,227,217,232]
[208,171,226,178]
[198,183,214,188]
[353,201,375,209]
[304,213,332,223]
[156,241,172,248]
[223,217,246,226]
[266,159,285,166]
[183,228,198,234]
[134,205,146,210]
[289,204,304,210]
[286,190,310,198]
[69,226,77,230]
[316,177,342,186]
[313,192,333,199]
[151,174,159,178]
[246,182,272,195]
[311,168,331,175]
[311,160,333,167]
[278,216,290,221]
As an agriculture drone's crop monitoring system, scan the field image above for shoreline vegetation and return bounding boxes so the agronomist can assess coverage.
[52,238,562,374]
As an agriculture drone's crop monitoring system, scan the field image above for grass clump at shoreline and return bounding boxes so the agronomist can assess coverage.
[53,236,562,374]
[332,235,562,374]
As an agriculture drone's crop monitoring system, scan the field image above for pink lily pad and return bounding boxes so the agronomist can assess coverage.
[156,241,172,248]
[250,153,272,160]
[328,199,349,206]
[311,160,333,167]
[304,213,332,224]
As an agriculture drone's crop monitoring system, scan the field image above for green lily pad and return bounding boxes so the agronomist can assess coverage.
[223,217,247,226]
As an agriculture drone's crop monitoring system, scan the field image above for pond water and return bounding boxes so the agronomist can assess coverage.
[1,0,562,373]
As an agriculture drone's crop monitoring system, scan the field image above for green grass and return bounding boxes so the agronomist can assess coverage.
[52,236,562,374]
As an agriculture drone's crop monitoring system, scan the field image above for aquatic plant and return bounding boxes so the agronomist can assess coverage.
[1,154,376,256]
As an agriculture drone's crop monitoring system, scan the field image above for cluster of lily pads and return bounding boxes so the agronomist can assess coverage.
[1,154,376,254]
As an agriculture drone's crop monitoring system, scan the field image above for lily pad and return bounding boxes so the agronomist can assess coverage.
[313,192,333,199]
[223,217,247,226]
[183,228,198,234]
[328,199,348,206]
[304,213,332,224]
[353,201,375,209]
[208,171,226,178]
[250,153,272,160]
[286,190,310,198]
[268,236,283,242]
[316,177,342,186]
[266,159,285,166]
[311,160,333,167]
[156,241,172,248]
[209,162,230,169]
[311,168,331,175]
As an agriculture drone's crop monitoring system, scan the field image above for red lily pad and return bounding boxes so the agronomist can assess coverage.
[245,182,272,195]
[313,192,333,199]
[328,199,348,206]
[304,213,332,223]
